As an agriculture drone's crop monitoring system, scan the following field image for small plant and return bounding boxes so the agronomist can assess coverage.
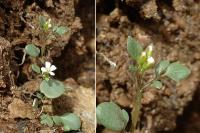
[24,43,81,131]
[96,36,191,132]
[20,15,69,65]
[20,15,80,131]
[39,16,68,36]
[25,44,65,98]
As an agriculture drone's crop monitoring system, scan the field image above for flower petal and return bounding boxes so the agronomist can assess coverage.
[41,67,47,73]
[50,65,57,71]
[49,72,55,76]
[147,57,155,64]
[45,61,51,69]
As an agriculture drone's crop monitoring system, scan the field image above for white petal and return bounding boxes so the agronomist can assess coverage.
[50,65,57,71]
[147,57,155,64]
[41,67,47,73]
[45,62,51,69]
[49,72,55,76]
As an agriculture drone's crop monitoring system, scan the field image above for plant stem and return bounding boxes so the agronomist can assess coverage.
[131,90,142,133]
[130,72,159,133]
[130,72,143,133]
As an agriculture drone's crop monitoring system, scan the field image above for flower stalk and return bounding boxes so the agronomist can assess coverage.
[130,45,155,133]
[131,72,143,133]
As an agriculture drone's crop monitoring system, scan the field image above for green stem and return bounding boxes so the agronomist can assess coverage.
[130,73,142,133]
[131,90,142,133]
[130,73,159,133]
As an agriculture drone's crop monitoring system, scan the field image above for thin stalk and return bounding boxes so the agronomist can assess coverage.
[131,73,143,133]
[130,73,159,133]
[131,90,142,133]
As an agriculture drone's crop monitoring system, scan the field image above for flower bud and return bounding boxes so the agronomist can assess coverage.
[147,57,155,65]
[47,19,52,28]
[148,45,153,51]
[141,52,146,57]
[138,52,147,66]
[147,44,153,57]
[43,19,52,31]
[140,56,155,72]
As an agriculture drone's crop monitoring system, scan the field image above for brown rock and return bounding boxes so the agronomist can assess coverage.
[140,0,160,20]
[116,93,132,107]
[142,90,157,105]
[8,98,35,119]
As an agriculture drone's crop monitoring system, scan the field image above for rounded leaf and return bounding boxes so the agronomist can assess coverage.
[96,102,129,131]
[40,79,65,98]
[25,44,40,57]
[122,109,129,122]
[60,113,81,131]
[164,62,191,82]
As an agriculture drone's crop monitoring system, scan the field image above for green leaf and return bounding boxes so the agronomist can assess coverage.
[122,109,129,122]
[151,80,162,89]
[25,44,40,57]
[127,36,143,60]
[155,60,170,76]
[40,114,54,127]
[164,62,191,82]
[52,116,63,126]
[31,64,41,74]
[53,26,68,35]
[60,113,81,131]
[40,79,65,98]
[39,16,46,29]
[96,102,129,131]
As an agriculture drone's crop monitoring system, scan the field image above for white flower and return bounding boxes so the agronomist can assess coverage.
[147,57,155,64]
[41,61,57,76]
